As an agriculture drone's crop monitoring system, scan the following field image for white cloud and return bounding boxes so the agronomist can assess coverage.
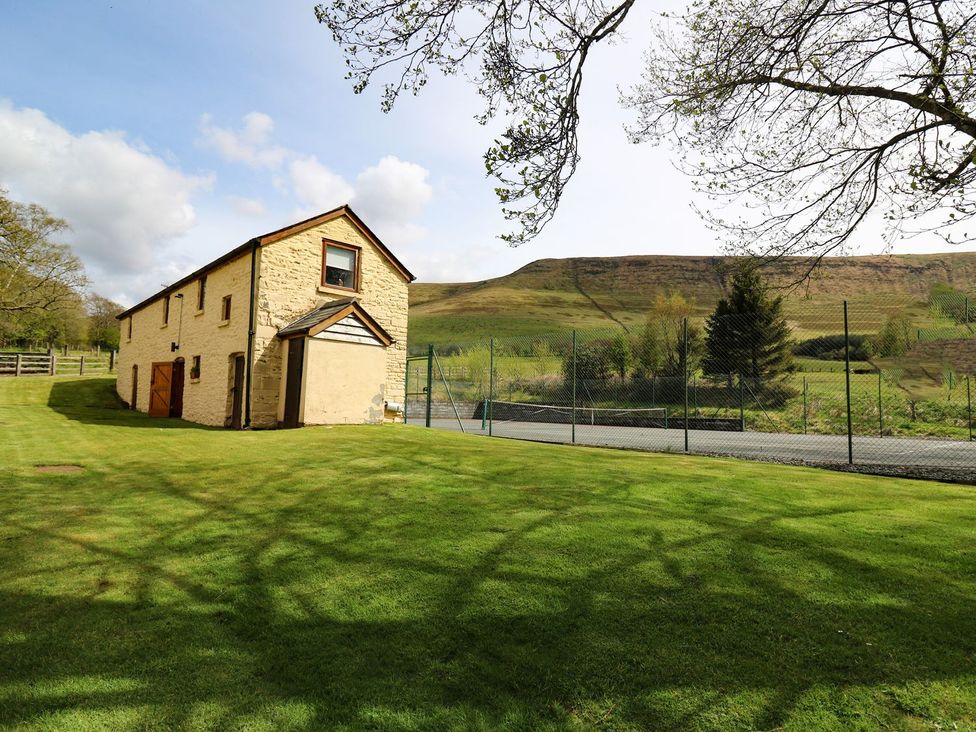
[286,153,432,246]
[199,111,435,263]
[289,155,355,213]
[227,195,268,217]
[198,112,287,168]
[0,100,210,283]
[351,156,432,242]
[284,153,434,248]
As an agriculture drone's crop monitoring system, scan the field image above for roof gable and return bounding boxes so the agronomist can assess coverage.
[256,206,415,282]
[116,205,414,320]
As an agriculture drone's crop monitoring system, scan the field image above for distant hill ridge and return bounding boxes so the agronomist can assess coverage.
[408,252,976,345]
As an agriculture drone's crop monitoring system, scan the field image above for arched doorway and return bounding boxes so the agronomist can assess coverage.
[130,364,138,409]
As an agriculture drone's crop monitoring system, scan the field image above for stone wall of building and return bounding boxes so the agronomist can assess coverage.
[250,214,410,427]
[116,252,252,426]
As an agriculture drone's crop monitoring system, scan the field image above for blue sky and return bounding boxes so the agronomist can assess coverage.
[0,1,964,306]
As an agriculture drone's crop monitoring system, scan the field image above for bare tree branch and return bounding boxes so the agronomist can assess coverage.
[317,0,976,267]
[627,0,976,262]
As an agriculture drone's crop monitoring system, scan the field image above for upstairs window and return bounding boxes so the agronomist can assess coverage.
[127,317,132,340]
[191,355,201,380]
[163,295,170,325]
[322,242,359,291]
[221,295,232,322]
[197,276,207,311]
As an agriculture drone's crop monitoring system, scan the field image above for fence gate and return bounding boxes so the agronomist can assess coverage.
[405,349,466,431]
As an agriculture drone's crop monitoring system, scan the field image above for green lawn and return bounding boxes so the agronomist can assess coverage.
[2,377,976,730]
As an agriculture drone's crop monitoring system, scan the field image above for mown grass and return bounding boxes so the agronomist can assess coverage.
[2,377,976,730]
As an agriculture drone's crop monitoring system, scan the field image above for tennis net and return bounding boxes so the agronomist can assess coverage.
[488,400,669,428]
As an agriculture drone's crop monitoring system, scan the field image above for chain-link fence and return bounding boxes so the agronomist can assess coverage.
[405,293,976,474]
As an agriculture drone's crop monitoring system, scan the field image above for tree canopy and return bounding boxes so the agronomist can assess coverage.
[0,190,120,350]
[631,292,703,377]
[0,190,86,315]
[319,1,976,263]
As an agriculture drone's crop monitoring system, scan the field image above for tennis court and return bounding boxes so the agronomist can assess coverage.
[405,401,976,471]
[404,311,976,475]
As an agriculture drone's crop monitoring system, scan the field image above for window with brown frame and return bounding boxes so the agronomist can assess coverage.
[197,276,207,311]
[127,317,132,340]
[321,242,359,290]
[163,295,170,325]
[191,355,201,380]
[221,295,232,321]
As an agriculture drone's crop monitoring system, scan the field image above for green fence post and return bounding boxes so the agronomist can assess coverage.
[844,301,853,465]
[802,376,808,435]
[683,318,689,453]
[878,370,883,437]
[481,399,487,431]
[968,375,973,442]
[425,345,434,428]
[739,376,745,431]
[571,330,577,444]
[488,338,495,437]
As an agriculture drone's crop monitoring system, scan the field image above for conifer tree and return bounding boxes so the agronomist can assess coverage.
[703,269,794,383]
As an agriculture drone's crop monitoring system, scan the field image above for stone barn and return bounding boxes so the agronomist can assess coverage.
[115,206,413,428]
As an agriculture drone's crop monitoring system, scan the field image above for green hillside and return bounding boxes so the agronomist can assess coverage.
[409,252,976,346]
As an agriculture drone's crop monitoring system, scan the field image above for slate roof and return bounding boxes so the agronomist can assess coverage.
[277,298,359,337]
[276,298,393,345]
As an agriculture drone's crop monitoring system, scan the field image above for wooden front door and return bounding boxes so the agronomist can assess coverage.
[170,359,185,418]
[230,355,245,430]
[282,338,305,428]
[149,362,173,417]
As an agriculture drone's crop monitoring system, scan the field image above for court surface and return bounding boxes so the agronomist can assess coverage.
[405,415,976,470]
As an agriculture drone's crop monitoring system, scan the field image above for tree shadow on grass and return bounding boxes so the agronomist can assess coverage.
[2,459,975,729]
[46,378,212,430]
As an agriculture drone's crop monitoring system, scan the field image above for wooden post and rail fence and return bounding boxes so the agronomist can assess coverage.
[0,350,117,377]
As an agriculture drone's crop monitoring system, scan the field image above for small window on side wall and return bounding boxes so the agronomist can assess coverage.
[322,242,359,290]
[191,355,201,380]
[127,317,133,340]
[197,276,207,311]
[221,295,232,321]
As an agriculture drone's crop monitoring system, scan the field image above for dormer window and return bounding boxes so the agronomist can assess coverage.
[322,241,359,291]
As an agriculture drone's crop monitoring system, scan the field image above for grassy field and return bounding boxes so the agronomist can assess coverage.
[2,377,976,730]
[408,252,976,346]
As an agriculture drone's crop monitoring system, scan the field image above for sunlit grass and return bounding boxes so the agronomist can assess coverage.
[1,377,975,730]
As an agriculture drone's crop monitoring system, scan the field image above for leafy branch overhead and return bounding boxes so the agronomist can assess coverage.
[315,0,637,245]
[319,0,975,264]
[630,0,976,263]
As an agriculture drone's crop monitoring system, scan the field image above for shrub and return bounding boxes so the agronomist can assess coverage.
[793,334,872,361]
